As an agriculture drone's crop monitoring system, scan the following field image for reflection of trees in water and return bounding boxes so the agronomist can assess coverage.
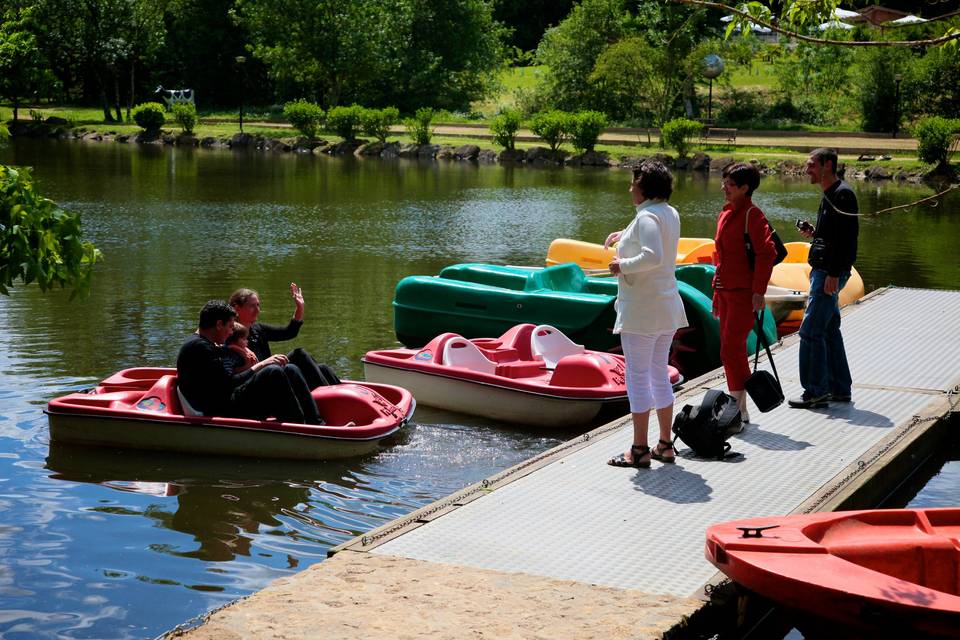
[45,443,364,563]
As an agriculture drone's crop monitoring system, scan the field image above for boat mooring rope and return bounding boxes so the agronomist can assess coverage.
[802,385,960,514]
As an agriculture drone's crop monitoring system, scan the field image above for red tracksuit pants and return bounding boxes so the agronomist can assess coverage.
[716,289,755,391]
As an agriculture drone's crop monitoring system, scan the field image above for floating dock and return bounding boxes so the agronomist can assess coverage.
[174,287,960,639]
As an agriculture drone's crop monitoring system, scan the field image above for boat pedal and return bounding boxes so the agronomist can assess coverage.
[736,524,780,538]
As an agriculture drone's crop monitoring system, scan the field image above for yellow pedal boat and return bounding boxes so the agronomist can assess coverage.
[546,238,865,332]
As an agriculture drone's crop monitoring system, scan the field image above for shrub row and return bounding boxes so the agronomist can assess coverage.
[528,110,608,154]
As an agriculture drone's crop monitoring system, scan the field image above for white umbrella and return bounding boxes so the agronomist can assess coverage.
[831,8,860,20]
[818,20,854,31]
[720,14,734,22]
[890,14,928,25]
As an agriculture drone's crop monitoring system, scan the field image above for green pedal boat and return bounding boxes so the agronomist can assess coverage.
[393,263,777,378]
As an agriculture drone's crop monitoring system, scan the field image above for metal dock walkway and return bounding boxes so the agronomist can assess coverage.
[178,287,960,639]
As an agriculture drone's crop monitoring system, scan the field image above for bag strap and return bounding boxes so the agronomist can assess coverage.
[751,308,781,384]
[714,391,742,431]
[743,205,759,233]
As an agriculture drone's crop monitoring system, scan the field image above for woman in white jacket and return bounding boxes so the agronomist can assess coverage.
[605,161,688,469]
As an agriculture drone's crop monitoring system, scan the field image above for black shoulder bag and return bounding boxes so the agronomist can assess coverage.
[744,205,788,269]
[743,309,785,412]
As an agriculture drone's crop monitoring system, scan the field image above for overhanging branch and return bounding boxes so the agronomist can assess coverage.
[670,0,960,47]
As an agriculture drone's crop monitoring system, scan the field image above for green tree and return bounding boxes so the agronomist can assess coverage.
[530,110,572,151]
[233,0,404,108]
[569,110,607,153]
[855,46,914,133]
[360,107,400,143]
[914,117,960,170]
[386,0,509,112]
[0,165,101,297]
[283,99,325,138]
[490,108,522,150]
[660,118,702,158]
[172,101,197,134]
[27,0,166,123]
[0,8,57,121]
[405,107,434,145]
[535,0,627,111]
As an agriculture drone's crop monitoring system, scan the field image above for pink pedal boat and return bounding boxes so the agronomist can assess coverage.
[363,324,682,427]
[46,368,415,460]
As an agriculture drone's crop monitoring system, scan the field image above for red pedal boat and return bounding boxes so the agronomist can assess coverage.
[705,508,960,638]
[363,324,681,427]
[46,368,415,460]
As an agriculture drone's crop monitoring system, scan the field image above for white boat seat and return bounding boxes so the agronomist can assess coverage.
[531,324,584,369]
[442,338,497,375]
[176,386,204,417]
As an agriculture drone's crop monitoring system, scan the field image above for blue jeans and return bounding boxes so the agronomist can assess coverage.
[798,269,851,398]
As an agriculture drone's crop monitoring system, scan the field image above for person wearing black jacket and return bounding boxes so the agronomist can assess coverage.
[789,148,859,409]
[176,300,322,424]
[229,284,341,389]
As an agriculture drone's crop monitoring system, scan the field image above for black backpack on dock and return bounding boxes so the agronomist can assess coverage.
[672,390,742,460]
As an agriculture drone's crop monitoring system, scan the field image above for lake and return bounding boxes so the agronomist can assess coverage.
[0,139,957,638]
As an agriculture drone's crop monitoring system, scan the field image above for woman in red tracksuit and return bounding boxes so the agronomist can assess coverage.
[712,162,777,424]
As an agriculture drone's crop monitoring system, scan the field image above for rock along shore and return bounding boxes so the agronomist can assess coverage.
[6,119,948,184]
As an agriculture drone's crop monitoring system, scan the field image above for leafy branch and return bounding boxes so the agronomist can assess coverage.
[669,0,960,48]
[0,165,101,297]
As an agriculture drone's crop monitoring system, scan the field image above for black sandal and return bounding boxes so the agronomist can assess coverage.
[607,444,651,469]
[651,439,676,464]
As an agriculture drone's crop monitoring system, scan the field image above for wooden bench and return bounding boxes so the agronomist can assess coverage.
[701,127,737,144]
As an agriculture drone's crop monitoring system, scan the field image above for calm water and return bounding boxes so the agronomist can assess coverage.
[0,140,958,638]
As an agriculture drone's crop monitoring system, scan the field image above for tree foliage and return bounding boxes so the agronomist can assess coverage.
[535,0,627,112]
[360,107,400,143]
[234,0,506,111]
[131,102,166,130]
[283,99,325,139]
[405,107,434,145]
[172,102,197,134]
[0,7,56,121]
[490,108,522,150]
[0,165,101,297]
[530,110,572,151]
[660,118,702,158]
[568,110,607,153]
[914,117,960,168]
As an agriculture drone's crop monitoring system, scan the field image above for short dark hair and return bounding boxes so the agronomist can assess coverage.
[809,148,839,174]
[723,162,761,197]
[632,160,673,200]
[198,300,236,329]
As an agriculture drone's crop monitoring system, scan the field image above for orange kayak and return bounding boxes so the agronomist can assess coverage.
[705,508,960,637]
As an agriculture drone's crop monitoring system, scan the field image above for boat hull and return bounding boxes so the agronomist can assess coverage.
[705,509,960,637]
[364,361,621,427]
[392,262,777,379]
[46,369,415,460]
[46,411,394,460]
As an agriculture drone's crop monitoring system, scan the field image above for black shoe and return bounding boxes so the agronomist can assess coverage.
[788,393,830,409]
[829,393,852,402]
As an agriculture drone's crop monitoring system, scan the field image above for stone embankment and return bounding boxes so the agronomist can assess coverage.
[6,119,946,183]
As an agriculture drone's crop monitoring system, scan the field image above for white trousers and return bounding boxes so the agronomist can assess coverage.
[620,331,675,414]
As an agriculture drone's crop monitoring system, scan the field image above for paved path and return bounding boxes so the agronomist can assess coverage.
[173,287,960,639]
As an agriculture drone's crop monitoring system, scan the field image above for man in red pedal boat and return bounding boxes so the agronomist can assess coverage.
[176,300,324,424]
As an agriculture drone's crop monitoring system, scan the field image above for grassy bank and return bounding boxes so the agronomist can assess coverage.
[8,104,946,176]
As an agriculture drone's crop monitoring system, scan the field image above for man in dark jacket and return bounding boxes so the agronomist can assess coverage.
[790,148,859,408]
[176,300,322,423]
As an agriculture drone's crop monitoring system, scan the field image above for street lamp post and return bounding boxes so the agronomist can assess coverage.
[700,54,724,125]
[235,55,246,133]
[893,73,903,138]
